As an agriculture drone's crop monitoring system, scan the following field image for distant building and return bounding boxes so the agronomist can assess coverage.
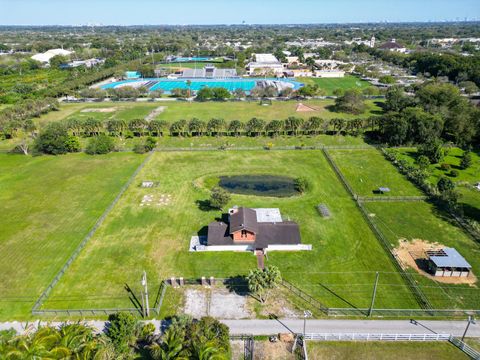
[378,39,407,53]
[345,36,375,48]
[60,58,105,69]
[247,54,284,76]
[179,65,237,79]
[31,48,73,64]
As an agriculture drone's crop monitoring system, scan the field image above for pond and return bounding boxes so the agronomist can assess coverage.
[218,175,299,197]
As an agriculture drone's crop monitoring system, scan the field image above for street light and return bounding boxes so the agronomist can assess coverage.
[462,316,476,341]
[141,271,150,317]
[303,310,312,338]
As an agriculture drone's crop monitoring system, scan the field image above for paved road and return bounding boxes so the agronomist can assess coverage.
[222,319,480,337]
[1,319,479,337]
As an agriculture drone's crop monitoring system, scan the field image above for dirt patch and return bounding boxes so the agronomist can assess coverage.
[254,340,295,360]
[145,106,166,122]
[183,287,252,319]
[249,288,301,319]
[393,239,477,285]
[296,103,318,112]
[230,340,245,360]
[80,107,117,113]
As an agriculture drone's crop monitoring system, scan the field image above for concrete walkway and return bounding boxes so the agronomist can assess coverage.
[1,319,479,337]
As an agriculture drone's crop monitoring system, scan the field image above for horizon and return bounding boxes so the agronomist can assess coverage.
[1,0,479,26]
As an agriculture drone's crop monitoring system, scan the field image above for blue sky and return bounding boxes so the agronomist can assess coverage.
[0,0,479,25]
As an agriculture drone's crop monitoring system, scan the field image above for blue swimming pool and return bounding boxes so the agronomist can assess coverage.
[170,56,213,62]
[101,78,304,94]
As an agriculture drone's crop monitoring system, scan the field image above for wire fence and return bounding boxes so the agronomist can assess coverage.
[31,152,154,315]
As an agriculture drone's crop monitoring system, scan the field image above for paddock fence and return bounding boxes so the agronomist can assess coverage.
[31,152,155,315]
[304,333,451,341]
[357,196,428,202]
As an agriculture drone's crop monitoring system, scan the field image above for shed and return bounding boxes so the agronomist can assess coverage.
[378,187,391,194]
[427,248,472,277]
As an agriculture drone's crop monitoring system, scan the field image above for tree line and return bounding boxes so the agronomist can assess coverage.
[0,313,231,359]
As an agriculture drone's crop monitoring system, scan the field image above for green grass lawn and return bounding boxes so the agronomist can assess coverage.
[329,149,423,197]
[393,147,480,220]
[299,75,372,95]
[362,201,480,309]
[45,150,417,311]
[0,152,146,320]
[306,341,468,360]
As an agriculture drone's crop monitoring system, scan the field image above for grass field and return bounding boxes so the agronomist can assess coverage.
[329,149,423,197]
[363,201,480,309]
[306,341,468,360]
[393,147,480,220]
[299,75,372,95]
[0,152,146,320]
[33,99,383,126]
[44,150,417,312]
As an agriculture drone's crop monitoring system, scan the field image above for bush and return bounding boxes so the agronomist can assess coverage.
[460,152,472,169]
[34,122,69,155]
[133,143,147,154]
[64,135,81,152]
[294,177,310,193]
[209,187,230,210]
[85,134,115,155]
[440,163,451,171]
[450,169,459,177]
[107,312,138,354]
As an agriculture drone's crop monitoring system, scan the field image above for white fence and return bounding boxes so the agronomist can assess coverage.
[304,333,450,341]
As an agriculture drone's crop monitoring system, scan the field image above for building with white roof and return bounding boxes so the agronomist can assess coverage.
[31,48,73,65]
[247,54,284,76]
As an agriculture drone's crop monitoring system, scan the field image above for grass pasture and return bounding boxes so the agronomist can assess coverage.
[306,341,468,360]
[329,149,423,197]
[44,150,418,312]
[0,152,146,320]
[363,201,480,309]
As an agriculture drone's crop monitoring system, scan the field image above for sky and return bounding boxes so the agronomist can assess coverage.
[0,0,479,25]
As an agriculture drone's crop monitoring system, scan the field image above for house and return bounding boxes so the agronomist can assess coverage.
[247,54,284,76]
[426,248,472,277]
[378,39,407,53]
[203,206,311,253]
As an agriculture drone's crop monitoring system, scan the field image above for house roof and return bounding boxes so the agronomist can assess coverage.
[379,41,404,49]
[428,247,472,269]
[229,207,259,234]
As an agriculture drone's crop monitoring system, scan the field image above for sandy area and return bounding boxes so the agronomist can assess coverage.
[393,239,477,285]
[254,340,295,360]
[296,103,317,112]
[80,107,117,113]
[145,106,166,122]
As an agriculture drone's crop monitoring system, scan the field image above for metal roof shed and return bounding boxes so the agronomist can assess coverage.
[427,247,472,277]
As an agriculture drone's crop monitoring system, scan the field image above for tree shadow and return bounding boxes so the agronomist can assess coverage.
[225,275,249,296]
[195,199,213,211]
[461,203,480,222]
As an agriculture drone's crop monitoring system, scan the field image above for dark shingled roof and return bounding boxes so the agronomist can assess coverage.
[207,208,301,248]
[379,41,404,49]
[229,207,259,234]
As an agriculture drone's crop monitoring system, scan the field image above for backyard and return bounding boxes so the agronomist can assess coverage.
[43,150,418,312]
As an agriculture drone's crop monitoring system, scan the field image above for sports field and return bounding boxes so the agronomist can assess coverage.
[299,75,372,95]
[44,150,418,311]
[0,152,146,320]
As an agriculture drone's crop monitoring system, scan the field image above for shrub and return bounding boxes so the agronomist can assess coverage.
[64,135,81,153]
[34,122,69,155]
[133,143,147,154]
[294,177,310,193]
[440,163,451,171]
[460,152,472,169]
[450,169,459,177]
[85,134,115,155]
[209,187,230,210]
[107,312,138,354]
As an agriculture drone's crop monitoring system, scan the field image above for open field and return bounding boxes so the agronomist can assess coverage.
[299,75,372,95]
[33,99,383,126]
[363,201,480,309]
[306,341,468,360]
[0,152,146,320]
[393,147,480,220]
[44,150,417,311]
[329,149,423,197]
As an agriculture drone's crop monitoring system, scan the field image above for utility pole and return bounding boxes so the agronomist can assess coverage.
[368,272,380,317]
[462,316,476,341]
[142,271,150,317]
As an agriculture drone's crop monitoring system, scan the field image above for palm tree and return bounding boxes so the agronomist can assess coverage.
[189,118,207,137]
[285,116,304,136]
[266,119,283,137]
[149,328,187,360]
[305,116,323,135]
[149,119,168,137]
[207,118,226,136]
[246,118,265,137]
[128,118,148,137]
[190,339,226,360]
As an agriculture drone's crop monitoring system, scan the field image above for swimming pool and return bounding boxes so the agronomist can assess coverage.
[170,56,213,62]
[101,78,304,94]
